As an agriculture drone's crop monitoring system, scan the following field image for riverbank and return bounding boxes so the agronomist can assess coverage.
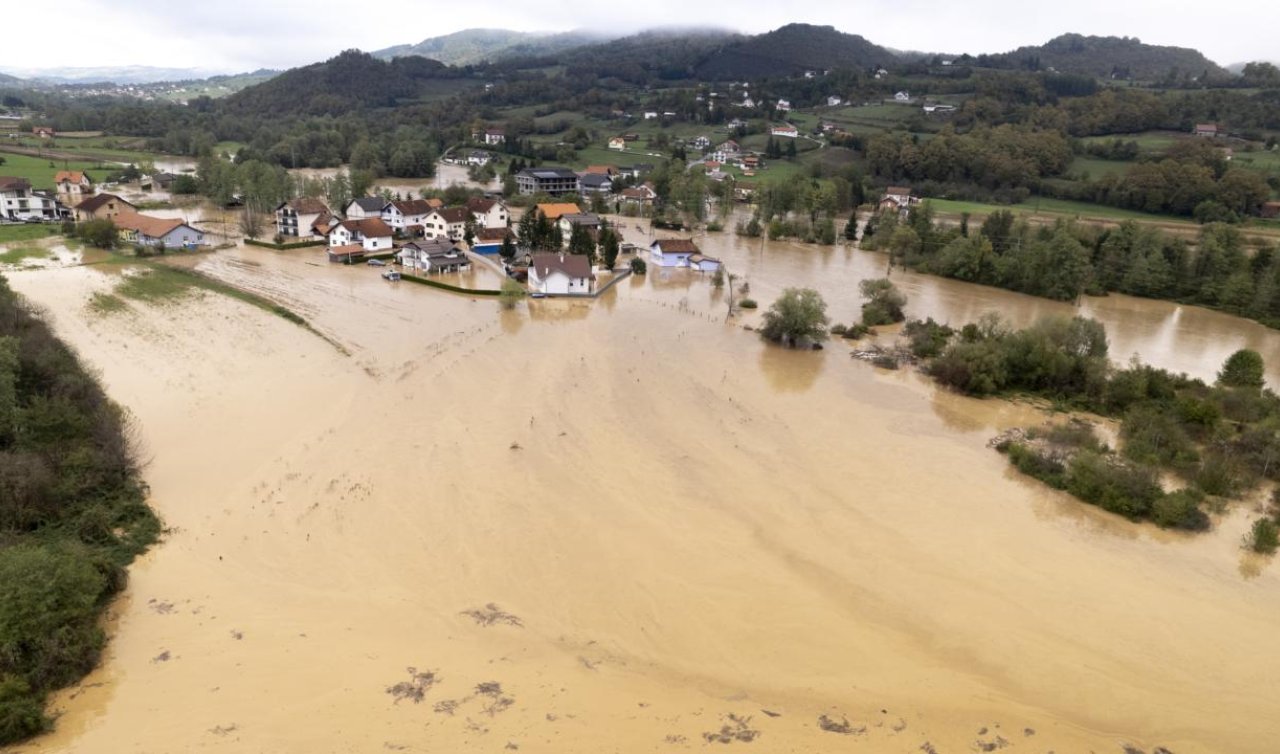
[4,238,1279,753]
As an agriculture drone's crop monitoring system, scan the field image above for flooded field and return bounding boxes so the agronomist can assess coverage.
[4,231,1280,754]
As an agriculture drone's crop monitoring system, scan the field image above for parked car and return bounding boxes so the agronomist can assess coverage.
[367,258,386,266]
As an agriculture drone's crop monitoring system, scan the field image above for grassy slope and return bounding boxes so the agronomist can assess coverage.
[0,152,118,188]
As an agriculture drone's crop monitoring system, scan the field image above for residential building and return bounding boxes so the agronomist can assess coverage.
[535,203,582,222]
[558,212,602,244]
[483,128,505,145]
[827,96,844,107]
[649,238,701,267]
[344,196,389,220]
[734,182,757,202]
[582,165,619,178]
[516,167,580,196]
[472,226,515,255]
[466,196,509,229]
[776,99,792,112]
[643,111,659,120]
[579,173,614,196]
[74,193,136,222]
[467,150,492,166]
[922,103,957,114]
[112,214,206,248]
[691,135,711,150]
[274,197,331,238]
[398,238,471,274]
[711,140,741,163]
[771,124,798,138]
[894,91,911,102]
[422,207,470,241]
[327,218,394,252]
[0,177,59,222]
[687,253,722,272]
[149,172,181,191]
[608,137,627,150]
[54,171,93,204]
[529,252,593,295]
[1194,123,1221,138]
[619,183,658,207]
[31,127,54,139]
[383,198,437,234]
[618,164,654,180]
[879,186,920,216]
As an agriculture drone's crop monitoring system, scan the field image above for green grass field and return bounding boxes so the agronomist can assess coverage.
[0,152,117,188]
[0,224,59,245]
[1079,131,1184,152]
[925,196,1201,225]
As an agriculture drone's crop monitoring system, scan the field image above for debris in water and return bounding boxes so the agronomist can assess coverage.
[817,714,865,735]
[462,603,523,627]
[760,709,781,718]
[386,667,440,704]
[152,650,171,663]
[209,724,238,736]
[702,713,760,744]
[229,630,244,640]
[433,699,460,715]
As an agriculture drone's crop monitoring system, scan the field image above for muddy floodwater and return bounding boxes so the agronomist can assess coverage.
[5,228,1280,754]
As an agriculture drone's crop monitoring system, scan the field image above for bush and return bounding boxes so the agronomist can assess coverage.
[0,676,47,743]
[1004,443,1068,489]
[1246,517,1279,554]
[1217,349,1265,389]
[629,257,647,274]
[759,288,829,346]
[1065,452,1162,520]
[738,298,757,309]
[859,278,907,326]
[1150,490,1210,530]
[903,318,954,358]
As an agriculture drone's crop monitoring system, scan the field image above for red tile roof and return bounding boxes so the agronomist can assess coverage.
[338,218,393,237]
[652,238,700,254]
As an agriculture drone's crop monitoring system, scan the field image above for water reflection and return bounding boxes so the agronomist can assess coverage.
[757,342,825,393]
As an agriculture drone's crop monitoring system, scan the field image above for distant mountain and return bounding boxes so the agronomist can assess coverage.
[0,72,24,86]
[374,28,612,66]
[0,65,234,85]
[693,24,900,79]
[986,34,1228,80]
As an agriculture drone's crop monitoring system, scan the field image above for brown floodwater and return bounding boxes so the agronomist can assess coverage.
[4,229,1280,754]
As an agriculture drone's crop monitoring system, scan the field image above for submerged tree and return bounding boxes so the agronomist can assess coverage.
[760,288,829,346]
[1218,349,1266,389]
[859,278,907,326]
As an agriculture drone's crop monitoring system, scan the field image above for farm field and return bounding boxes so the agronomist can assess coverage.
[0,151,118,187]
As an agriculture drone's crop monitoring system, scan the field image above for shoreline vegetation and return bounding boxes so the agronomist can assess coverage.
[0,274,159,744]
[758,280,1280,546]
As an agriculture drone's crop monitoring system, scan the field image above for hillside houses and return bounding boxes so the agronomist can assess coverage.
[423,207,470,241]
[344,196,389,219]
[327,218,394,255]
[771,124,798,138]
[466,196,509,229]
[558,212,602,243]
[516,167,580,196]
[384,198,437,233]
[74,193,135,223]
[878,186,920,216]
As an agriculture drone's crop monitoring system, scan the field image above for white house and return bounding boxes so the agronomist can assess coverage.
[558,212,602,244]
[398,238,471,274]
[827,96,844,107]
[740,97,756,109]
[54,170,93,204]
[483,128,505,145]
[619,183,658,208]
[345,196,389,219]
[529,252,593,295]
[878,186,921,216]
[467,150,491,166]
[643,111,659,120]
[608,136,626,150]
[688,253,722,272]
[771,124,798,138]
[422,207,470,241]
[327,218,394,251]
[649,238,701,267]
[0,177,59,222]
[274,197,330,238]
[894,91,911,102]
[383,198,436,233]
[710,140,740,163]
[690,135,711,150]
[113,213,206,248]
[775,99,792,112]
[466,196,509,229]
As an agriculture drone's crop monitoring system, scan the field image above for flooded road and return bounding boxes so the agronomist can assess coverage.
[5,232,1280,754]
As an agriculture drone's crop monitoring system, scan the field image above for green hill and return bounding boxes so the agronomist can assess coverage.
[693,24,900,79]
[985,34,1228,81]
[374,28,611,66]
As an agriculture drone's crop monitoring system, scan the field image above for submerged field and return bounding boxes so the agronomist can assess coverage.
[5,229,1280,753]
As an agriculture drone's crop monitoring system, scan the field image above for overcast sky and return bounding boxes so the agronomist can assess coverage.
[5,0,1275,74]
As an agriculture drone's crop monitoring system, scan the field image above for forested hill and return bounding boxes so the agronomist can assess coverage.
[693,24,900,79]
[374,29,611,66]
[981,34,1228,81]
[218,51,462,117]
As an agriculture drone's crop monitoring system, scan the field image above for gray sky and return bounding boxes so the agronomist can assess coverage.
[8,0,1274,74]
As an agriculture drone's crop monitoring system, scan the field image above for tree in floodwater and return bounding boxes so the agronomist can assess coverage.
[859,278,907,326]
[1218,349,1265,389]
[760,287,829,346]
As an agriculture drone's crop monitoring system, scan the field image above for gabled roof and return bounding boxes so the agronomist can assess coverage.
[347,196,389,213]
[391,198,436,216]
[402,238,462,255]
[535,203,582,221]
[112,213,193,239]
[652,238,700,254]
[531,252,592,280]
[0,177,32,192]
[582,165,618,176]
[430,207,471,224]
[579,174,614,188]
[560,212,601,226]
[279,196,329,214]
[466,196,499,214]
[74,192,134,213]
[336,218,394,237]
[55,170,89,185]
[884,186,912,196]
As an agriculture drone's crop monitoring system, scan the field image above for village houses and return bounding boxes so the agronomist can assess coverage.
[383,198,437,234]
[112,213,206,248]
[771,124,799,138]
[465,196,509,229]
[274,197,331,238]
[0,177,60,222]
[422,207,470,241]
[74,193,135,223]
[327,217,394,253]
[528,252,594,295]
[397,238,471,274]
[515,167,580,196]
[879,186,920,216]
[54,171,93,204]
[344,196,389,220]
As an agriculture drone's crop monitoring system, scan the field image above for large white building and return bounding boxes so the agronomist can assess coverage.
[0,177,59,222]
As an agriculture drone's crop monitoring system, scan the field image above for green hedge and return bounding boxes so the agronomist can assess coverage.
[245,238,326,250]
[399,274,501,296]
